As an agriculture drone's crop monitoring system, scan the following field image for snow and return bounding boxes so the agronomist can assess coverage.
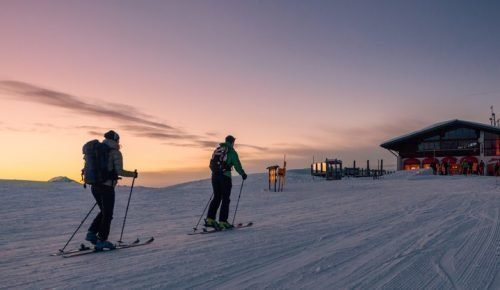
[1,171,500,289]
[47,176,78,183]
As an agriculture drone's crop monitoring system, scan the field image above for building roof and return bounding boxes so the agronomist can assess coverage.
[380,119,500,150]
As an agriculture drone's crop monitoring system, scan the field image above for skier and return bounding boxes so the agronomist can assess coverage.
[205,135,247,230]
[86,130,138,250]
[443,161,449,175]
[479,160,485,175]
[430,161,437,175]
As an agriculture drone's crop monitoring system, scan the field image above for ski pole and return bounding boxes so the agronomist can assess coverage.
[118,172,137,243]
[193,193,214,232]
[59,202,97,253]
[231,180,245,225]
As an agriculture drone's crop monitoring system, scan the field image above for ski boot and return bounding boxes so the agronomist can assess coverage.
[204,218,221,230]
[85,231,98,245]
[95,239,116,251]
[218,221,234,230]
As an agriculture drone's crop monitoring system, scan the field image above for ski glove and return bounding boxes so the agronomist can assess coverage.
[242,173,248,180]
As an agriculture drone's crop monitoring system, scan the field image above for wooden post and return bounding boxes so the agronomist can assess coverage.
[268,168,272,190]
[274,167,277,192]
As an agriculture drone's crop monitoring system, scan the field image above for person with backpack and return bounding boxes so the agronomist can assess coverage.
[84,130,138,250]
[205,135,247,230]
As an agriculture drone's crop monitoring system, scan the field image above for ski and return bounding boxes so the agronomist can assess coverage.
[188,222,253,235]
[51,243,92,256]
[52,238,142,257]
[61,237,154,258]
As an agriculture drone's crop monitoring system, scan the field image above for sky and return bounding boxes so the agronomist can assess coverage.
[1,0,499,187]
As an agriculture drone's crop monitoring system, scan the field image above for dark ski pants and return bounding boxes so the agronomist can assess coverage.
[88,184,115,241]
[207,174,232,222]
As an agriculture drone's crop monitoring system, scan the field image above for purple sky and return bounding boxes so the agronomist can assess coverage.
[1,0,499,186]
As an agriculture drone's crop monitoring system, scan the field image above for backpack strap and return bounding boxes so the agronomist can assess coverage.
[108,148,119,181]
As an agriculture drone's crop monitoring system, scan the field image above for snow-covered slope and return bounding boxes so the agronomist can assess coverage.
[47,176,78,183]
[1,172,500,289]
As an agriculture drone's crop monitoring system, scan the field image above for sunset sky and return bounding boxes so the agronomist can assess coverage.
[1,1,499,187]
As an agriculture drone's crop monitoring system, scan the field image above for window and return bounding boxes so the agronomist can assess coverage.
[424,135,440,141]
[418,142,440,151]
[457,140,478,150]
[441,141,458,150]
[442,128,478,140]
[484,132,500,156]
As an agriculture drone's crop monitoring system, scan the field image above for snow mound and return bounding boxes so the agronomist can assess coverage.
[47,176,78,183]
[413,168,434,176]
[383,169,434,180]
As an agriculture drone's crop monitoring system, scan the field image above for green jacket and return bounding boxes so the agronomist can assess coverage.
[219,142,246,178]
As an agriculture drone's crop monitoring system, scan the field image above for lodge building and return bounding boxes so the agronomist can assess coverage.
[380,119,500,175]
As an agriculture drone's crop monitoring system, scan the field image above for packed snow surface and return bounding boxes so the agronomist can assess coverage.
[1,170,500,289]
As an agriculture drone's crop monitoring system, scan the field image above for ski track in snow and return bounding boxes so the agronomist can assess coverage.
[1,171,500,289]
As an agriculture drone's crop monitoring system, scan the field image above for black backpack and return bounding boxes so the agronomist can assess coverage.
[209,145,229,174]
[81,140,115,187]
